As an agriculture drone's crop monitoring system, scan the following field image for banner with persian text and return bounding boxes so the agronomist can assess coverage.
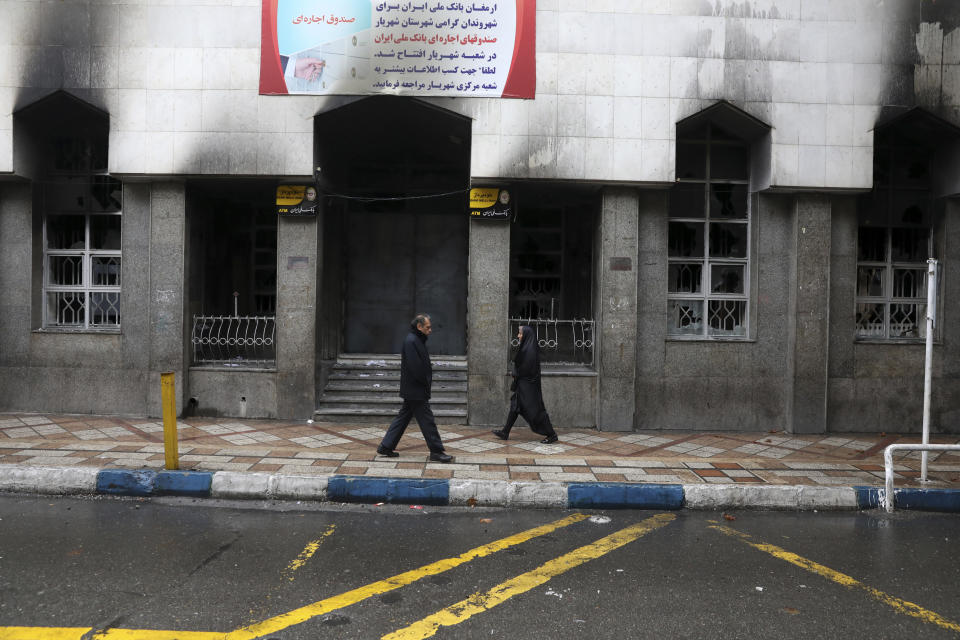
[260,0,535,98]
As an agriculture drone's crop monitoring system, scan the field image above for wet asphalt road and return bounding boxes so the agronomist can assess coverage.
[0,495,958,639]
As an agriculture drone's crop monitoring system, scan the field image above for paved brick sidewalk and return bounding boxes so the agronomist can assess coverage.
[1,412,959,489]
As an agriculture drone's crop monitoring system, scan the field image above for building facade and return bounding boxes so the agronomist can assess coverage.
[1,0,960,435]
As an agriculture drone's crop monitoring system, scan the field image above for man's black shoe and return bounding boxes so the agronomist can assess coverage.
[491,429,509,440]
[429,452,453,463]
[540,435,559,444]
[377,446,399,457]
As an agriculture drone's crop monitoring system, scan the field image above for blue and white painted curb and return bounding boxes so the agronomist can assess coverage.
[2,465,960,512]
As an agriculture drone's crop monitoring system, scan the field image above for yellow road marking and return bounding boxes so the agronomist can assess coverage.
[283,525,336,579]
[711,524,960,633]
[382,513,676,640]
[0,627,91,640]
[92,631,226,639]
[226,512,591,639]
[0,513,590,640]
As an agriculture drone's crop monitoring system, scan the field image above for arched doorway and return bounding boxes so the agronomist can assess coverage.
[315,97,471,355]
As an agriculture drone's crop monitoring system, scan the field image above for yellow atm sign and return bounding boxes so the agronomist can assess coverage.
[469,187,512,219]
[276,185,318,216]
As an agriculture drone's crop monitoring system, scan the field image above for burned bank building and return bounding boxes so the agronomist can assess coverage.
[2,0,960,436]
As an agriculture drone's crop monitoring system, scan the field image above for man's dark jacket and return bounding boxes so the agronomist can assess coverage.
[399,329,432,400]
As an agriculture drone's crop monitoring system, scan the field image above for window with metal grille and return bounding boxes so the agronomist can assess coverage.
[508,184,596,364]
[668,123,750,338]
[856,144,934,340]
[42,176,122,330]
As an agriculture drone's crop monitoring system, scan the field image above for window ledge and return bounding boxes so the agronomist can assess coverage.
[855,339,941,346]
[666,337,756,343]
[33,327,121,335]
[190,366,278,373]
[504,366,597,376]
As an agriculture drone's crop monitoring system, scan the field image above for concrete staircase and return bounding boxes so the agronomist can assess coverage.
[314,354,468,424]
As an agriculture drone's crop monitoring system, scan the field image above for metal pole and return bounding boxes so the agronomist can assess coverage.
[161,371,179,470]
[921,259,937,482]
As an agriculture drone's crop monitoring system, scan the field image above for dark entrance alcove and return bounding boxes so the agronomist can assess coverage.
[315,97,471,355]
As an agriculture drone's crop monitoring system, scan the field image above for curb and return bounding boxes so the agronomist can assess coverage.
[2,465,960,512]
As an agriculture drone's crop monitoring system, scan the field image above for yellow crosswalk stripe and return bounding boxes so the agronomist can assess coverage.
[710,524,960,633]
[382,513,676,640]
[226,512,591,639]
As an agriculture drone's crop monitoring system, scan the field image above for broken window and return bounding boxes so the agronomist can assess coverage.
[32,105,122,330]
[668,124,750,338]
[187,180,278,367]
[509,185,596,364]
[856,143,935,340]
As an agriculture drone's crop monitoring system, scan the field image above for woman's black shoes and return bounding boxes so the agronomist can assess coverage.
[540,435,559,444]
[491,429,509,440]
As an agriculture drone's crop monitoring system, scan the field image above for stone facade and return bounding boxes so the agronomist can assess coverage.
[1,1,959,434]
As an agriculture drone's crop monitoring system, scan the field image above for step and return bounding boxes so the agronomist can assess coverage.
[328,371,467,382]
[335,355,467,370]
[323,381,468,393]
[318,395,466,407]
[313,407,467,424]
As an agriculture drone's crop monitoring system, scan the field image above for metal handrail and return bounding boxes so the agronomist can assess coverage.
[883,443,960,512]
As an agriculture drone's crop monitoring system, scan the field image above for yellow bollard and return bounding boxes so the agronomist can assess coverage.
[160,371,179,470]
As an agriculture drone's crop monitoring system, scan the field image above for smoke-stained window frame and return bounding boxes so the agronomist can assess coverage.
[855,141,938,342]
[667,123,752,340]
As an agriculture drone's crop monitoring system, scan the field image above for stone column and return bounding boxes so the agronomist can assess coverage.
[596,188,640,431]
[276,214,319,418]
[826,196,858,430]
[789,195,831,434]
[635,190,668,428]
[0,183,33,408]
[467,217,510,426]
[146,181,187,416]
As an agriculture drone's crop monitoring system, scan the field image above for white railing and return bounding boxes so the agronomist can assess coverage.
[509,317,595,366]
[883,444,960,512]
[191,315,276,368]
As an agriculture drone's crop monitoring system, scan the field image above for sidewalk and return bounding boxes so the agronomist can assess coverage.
[1,412,959,510]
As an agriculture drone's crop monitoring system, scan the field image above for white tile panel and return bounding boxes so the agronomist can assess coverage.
[614,55,644,97]
[584,137,613,179]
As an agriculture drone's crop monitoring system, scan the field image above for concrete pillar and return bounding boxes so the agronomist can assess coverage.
[276,214,319,419]
[596,188,640,431]
[635,190,668,428]
[145,181,187,416]
[467,217,510,426]
[826,196,858,430]
[0,183,32,365]
[789,195,831,434]
[0,183,33,409]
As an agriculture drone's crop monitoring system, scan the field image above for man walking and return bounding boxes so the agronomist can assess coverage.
[377,314,453,463]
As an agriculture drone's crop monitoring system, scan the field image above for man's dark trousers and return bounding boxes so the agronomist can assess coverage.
[380,399,444,453]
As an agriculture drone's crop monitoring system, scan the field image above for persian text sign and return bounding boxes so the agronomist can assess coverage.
[260,0,535,98]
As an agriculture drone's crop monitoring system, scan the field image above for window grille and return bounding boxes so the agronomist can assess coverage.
[191,315,276,368]
[856,143,935,340]
[507,186,596,365]
[42,177,122,330]
[668,125,750,338]
[508,317,594,366]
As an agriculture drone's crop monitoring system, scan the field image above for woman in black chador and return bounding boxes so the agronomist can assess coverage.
[492,326,559,444]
